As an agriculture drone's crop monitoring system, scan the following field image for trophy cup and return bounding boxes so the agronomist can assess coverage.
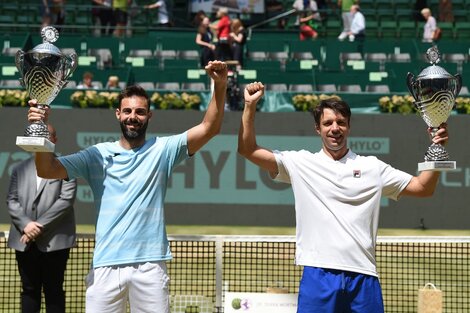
[15,26,77,152]
[406,46,461,171]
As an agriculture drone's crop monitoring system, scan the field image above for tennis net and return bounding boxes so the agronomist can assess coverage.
[1,233,469,312]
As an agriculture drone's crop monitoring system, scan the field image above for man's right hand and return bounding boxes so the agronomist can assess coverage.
[27,99,49,123]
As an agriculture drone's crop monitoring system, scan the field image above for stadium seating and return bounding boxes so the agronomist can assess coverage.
[1,0,470,102]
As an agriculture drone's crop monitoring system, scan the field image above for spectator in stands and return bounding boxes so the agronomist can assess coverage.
[26,60,228,313]
[113,0,132,37]
[7,124,76,313]
[337,0,355,40]
[345,4,365,41]
[229,18,247,69]
[40,0,66,30]
[195,16,216,68]
[192,10,207,28]
[105,76,121,90]
[238,82,449,313]
[421,8,438,42]
[211,7,232,61]
[144,0,171,27]
[438,0,454,22]
[293,0,322,40]
[92,0,116,36]
[77,72,100,89]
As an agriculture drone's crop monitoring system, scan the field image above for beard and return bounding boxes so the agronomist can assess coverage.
[120,118,148,141]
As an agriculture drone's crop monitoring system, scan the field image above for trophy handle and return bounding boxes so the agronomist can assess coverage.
[454,73,462,97]
[406,72,418,100]
[64,52,78,80]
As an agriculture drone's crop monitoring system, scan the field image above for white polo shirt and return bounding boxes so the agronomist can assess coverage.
[274,149,412,277]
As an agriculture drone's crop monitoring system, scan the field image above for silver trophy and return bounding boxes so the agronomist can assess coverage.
[406,46,461,171]
[15,26,77,152]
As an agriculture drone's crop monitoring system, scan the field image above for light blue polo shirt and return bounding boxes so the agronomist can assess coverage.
[58,132,188,268]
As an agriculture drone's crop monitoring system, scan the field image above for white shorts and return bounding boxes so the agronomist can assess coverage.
[85,261,170,313]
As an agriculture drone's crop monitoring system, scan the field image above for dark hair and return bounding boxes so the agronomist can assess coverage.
[118,85,150,109]
[312,98,351,126]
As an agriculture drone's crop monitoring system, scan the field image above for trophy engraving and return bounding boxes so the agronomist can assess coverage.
[15,26,77,152]
[406,46,461,171]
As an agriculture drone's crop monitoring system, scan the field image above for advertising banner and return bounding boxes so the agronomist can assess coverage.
[1,108,469,228]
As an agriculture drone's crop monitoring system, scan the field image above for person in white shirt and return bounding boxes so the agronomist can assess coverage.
[238,82,449,312]
[421,8,437,42]
[144,0,171,27]
[345,4,365,41]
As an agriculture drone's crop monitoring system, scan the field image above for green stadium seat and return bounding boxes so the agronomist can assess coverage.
[451,0,466,10]
[289,40,322,60]
[338,84,362,92]
[155,82,180,91]
[374,0,394,9]
[453,11,468,22]
[359,0,376,11]
[181,82,208,91]
[285,59,320,72]
[289,84,314,92]
[454,22,470,39]
[376,9,395,22]
[317,84,337,92]
[245,60,283,71]
[366,20,381,38]
[380,21,398,38]
[395,9,414,22]
[392,0,413,10]
[163,59,199,70]
[439,22,455,39]
[365,84,391,93]
[398,21,418,38]
[325,19,342,37]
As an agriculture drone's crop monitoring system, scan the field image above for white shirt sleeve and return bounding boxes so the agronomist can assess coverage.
[272,150,291,184]
[350,12,365,34]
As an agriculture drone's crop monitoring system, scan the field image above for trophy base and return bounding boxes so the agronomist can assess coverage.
[418,161,456,172]
[16,136,55,152]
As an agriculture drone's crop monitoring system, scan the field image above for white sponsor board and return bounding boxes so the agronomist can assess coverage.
[224,292,297,313]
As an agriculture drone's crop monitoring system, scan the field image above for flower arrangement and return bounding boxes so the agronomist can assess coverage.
[291,94,342,112]
[455,97,470,114]
[378,95,416,114]
[0,89,28,107]
[70,90,120,109]
[379,95,470,115]
[150,92,201,110]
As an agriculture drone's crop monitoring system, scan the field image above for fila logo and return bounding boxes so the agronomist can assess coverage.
[353,170,361,178]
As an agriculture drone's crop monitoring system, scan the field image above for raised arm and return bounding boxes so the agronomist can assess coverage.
[400,124,449,197]
[187,60,228,155]
[27,100,68,179]
[237,82,278,176]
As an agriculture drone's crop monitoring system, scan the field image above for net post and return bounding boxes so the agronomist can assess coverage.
[215,237,223,309]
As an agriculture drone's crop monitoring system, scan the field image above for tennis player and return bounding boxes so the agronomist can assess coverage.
[238,82,448,312]
[26,60,228,313]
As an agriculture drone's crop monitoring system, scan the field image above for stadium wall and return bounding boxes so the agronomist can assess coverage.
[0,108,469,229]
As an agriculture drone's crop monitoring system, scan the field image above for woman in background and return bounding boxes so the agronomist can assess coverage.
[195,16,216,68]
[230,18,246,69]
